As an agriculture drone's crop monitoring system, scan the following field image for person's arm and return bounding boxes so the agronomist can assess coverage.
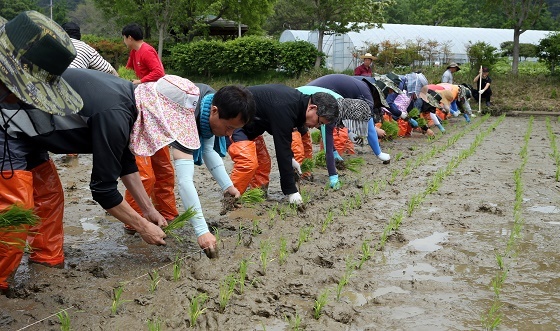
[139,49,165,83]
[201,136,239,197]
[125,52,134,70]
[473,74,481,84]
[86,44,118,76]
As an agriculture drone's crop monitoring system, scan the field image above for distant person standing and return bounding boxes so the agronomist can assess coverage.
[61,22,118,76]
[122,23,165,85]
[121,23,177,234]
[472,67,493,107]
[441,62,460,83]
[354,53,377,77]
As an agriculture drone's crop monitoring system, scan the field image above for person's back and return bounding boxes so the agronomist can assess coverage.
[62,22,117,76]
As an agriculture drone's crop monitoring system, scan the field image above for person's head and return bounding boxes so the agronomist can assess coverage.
[305,92,339,128]
[359,53,377,67]
[447,62,460,73]
[210,85,256,136]
[418,86,440,113]
[482,67,490,78]
[62,22,81,40]
[122,23,144,46]
[0,11,82,115]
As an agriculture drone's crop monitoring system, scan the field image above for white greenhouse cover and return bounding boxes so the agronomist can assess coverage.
[279,24,554,72]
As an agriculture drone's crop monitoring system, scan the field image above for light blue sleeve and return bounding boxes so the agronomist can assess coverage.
[297,86,343,99]
[201,136,233,191]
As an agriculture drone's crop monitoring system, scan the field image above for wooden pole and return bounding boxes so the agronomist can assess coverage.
[478,65,482,113]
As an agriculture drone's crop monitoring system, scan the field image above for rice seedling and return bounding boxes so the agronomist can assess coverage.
[295,225,313,251]
[259,239,273,274]
[320,210,334,233]
[300,189,311,204]
[212,226,221,245]
[218,274,237,312]
[285,311,303,331]
[335,274,349,301]
[188,293,208,327]
[149,269,161,293]
[56,309,71,331]
[314,150,326,167]
[163,207,197,243]
[238,259,249,294]
[300,158,315,173]
[394,152,403,161]
[310,129,321,144]
[240,188,266,204]
[278,237,289,265]
[251,219,262,236]
[353,194,362,209]
[0,204,39,228]
[267,209,276,222]
[381,120,399,140]
[344,157,365,173]
[111,286,130,315]
[358,240,373,269]
[236,223,244,246]
[173,254,182,281]
[313,289,329,320]
[147,317,162,331]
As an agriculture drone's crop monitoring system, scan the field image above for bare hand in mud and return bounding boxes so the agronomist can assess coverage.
[335,159,346,171]
[220,193,240,215]
[198,232,218,258]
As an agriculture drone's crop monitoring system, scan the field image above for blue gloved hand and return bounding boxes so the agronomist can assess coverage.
[329,174,341,190]
[463,113,471,123]
[333,150,344,162]
[436,123,445,133]
[409,118,418,127]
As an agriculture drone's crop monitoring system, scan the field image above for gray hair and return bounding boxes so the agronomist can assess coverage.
[310,92,339,123]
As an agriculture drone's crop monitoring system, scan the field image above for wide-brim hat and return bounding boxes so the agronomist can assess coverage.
[359,52,377,60]
[358,77,390,108]
[457,84,471,100]
[447,62,460,70]
[0,11,83,115]
[418,86,441,109]
[374,75,404,95]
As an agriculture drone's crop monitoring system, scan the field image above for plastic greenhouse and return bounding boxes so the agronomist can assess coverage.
[279,24,554,72]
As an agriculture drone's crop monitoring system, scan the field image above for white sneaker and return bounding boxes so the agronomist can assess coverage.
[470,113,476,118]
[377,152,391,162]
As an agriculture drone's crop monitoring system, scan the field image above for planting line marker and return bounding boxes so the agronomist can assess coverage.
[16,306,74,331]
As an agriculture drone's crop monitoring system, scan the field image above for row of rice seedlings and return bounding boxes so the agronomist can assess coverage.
[545,118,560,181]
[482,117,532,330]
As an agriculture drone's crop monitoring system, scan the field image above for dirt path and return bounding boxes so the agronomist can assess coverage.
[1,115,559,331]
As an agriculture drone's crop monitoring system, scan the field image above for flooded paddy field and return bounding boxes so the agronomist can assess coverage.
[1,115,559,331]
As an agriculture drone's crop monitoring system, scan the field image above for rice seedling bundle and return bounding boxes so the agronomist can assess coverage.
[163,207,197,242]
[314,150,326,167]
[408,108,420,118]
[240,188,265,204]
[417,117,427,128]
[310,130,322,144]
[381,120,399,140]
[0,205,39,229]
[344,157,365,173]
[300,158,315,173]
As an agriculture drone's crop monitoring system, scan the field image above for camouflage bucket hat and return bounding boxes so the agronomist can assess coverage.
[0,11,83,115]
[419,86,440,109]
[375,75,404,95]
[359,77,390,108]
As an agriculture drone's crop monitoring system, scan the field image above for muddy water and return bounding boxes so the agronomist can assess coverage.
[1,116,559,331]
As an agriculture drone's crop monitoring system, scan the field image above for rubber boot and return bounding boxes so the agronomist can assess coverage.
[124,156,155,233]
[150,147,178,221]
[0,170,34,290]
[249,136,271,190]
[27,160,65,267]
[229,140,259,195]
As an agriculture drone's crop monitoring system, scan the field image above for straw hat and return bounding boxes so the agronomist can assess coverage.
[0,11,82,115]
[359,53,377,60]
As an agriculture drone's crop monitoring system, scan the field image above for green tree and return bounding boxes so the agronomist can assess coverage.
[466,41,498,70]
[67,0,120,37]
[52,0,69,24]
[490,0,547,75]
[537,32,560,73]
[0,0,39,20]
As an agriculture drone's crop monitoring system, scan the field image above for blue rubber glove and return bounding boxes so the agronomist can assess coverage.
[329,174,341,190]
[436,123,445,133]
[333,150,344,162]
[409,118,418,127]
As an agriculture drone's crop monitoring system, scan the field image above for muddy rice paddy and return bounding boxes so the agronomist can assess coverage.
[1,114,559,331]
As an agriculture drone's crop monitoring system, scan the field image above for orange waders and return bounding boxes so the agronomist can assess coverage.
[230,136,271,195]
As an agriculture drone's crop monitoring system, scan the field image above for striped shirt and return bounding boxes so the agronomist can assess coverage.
[68,38,117,75]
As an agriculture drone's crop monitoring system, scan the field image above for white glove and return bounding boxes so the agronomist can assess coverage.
[481,89,486,93]
[348,131,358,143]
[291,158,302,175]
[400,111,408,119]
[288,192,303,205]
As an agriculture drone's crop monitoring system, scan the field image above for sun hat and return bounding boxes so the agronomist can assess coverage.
[374,75,404,96]
[446,62,461,70]
[0,11,83,115]
[358,77,390,108]
[418,86,441,109]
[359,53,377,60]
